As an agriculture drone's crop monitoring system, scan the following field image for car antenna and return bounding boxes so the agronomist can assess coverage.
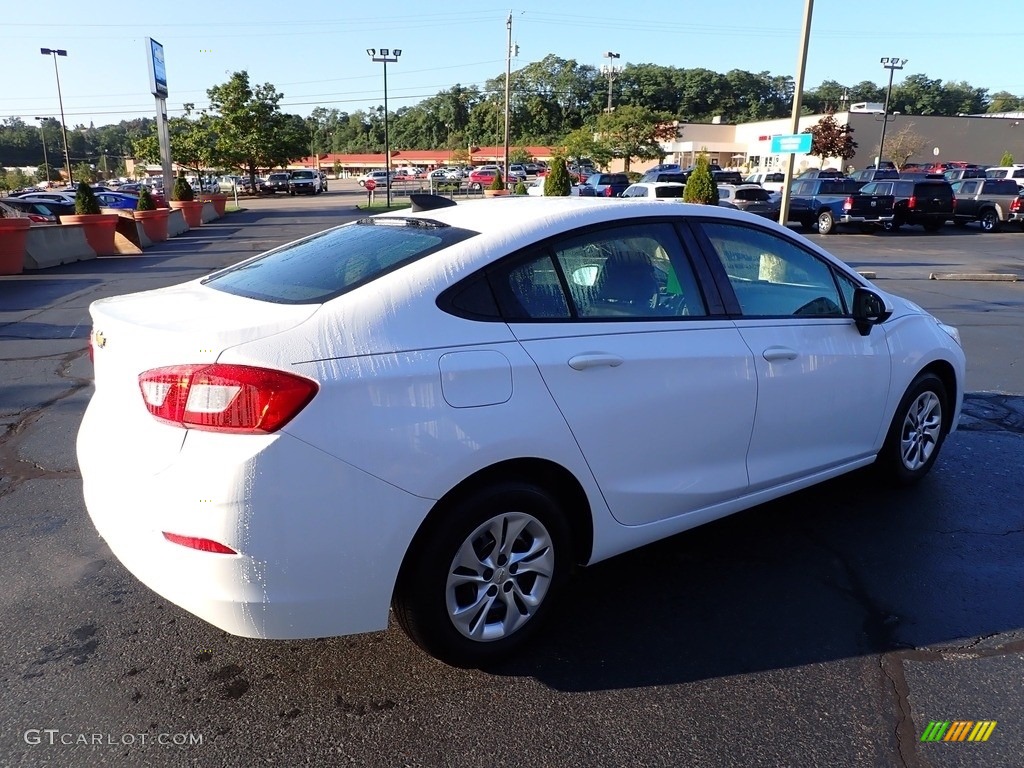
[409,194,458,213]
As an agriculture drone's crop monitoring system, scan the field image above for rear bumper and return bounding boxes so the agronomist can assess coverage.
[78,410,432,639]
[839,213,894,224]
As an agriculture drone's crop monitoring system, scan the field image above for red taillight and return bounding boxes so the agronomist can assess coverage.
[1012,197,1021,212]
[843,196,854,211]
[138,363,318,433]
[163,532,237,554]
[907,195,917,209]
[604,186,614,197]
[27,214,49,223]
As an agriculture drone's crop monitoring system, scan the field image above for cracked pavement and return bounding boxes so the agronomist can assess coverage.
[0,197,1021,767]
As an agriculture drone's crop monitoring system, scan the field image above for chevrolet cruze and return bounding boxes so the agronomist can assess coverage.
[78,196,965,666]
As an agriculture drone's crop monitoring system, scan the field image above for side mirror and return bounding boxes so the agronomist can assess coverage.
[852,286,892,336]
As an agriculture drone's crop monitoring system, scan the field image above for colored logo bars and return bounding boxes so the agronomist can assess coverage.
[920,721,997,742]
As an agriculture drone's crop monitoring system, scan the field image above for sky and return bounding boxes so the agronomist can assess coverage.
[4,1,1023,128]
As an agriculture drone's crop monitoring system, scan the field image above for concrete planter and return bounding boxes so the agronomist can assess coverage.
[58,213,120,256]
[484,188,509,197]
[0,217,31,275]
[199,193,228,217]
[133,208,171,242]
[169,200,204,228]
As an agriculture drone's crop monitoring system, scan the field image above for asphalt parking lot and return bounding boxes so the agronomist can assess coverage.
[0,191,1021,767]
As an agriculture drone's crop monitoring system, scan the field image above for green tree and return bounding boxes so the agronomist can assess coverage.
[803,112,858,167]
[682,153,718,205]
[205,71,309,190]
[73,162,98,183]
[74,181,101,215]
[514,180,527,195]
[544,156,572,196]
[595,105,677,172]
[171,174,194,202]
[561,127,613,170]
[1000,151,1014,166]
[488,170,505,191]
[135,187,157,211]
[988,92,1022,113]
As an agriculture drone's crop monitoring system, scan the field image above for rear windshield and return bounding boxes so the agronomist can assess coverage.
[985,180,1021,195]
[203,219,478,304]
[292,171,317,179]
[269,173,290,180]
[654,186,684,198]
[735,188,771,201]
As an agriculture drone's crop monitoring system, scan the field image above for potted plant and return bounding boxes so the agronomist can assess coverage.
[513,180,528,195]
[484,170,508,197]
[168,174,204,228]
[0,206,31,275]
[543,157,572,196]
[133,187,170,243]
[59,182,120,256]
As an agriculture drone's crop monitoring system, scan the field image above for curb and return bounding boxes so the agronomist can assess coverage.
[929,273,1018,282]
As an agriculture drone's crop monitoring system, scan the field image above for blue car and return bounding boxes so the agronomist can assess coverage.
[94,192,141,210]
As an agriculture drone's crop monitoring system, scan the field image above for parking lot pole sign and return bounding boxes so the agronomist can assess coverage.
[770,134,813,154]
[777,0,815,228]
[146,37,173,188]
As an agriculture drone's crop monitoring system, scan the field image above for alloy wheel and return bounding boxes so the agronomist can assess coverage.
[899,391,943,471]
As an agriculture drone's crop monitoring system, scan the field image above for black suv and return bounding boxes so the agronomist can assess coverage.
[859,178,955,231]
[266,172,291,194]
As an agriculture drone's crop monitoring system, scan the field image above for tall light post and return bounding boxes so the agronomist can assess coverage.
[367,48,401,207]
[40,48,73,185]
[34,117,51,185]
[877,57,908,169]
[602,52,621,112]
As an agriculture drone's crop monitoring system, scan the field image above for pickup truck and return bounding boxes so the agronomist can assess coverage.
[787,178,895,234]
[948,178,1023,232]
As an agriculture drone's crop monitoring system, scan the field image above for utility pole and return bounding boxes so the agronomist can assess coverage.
[34,117,50,185]
[777,0,814,228]
[602,52,621,112]
[503,11,513,186]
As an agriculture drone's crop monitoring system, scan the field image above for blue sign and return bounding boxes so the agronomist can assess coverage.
[771,133,812,154]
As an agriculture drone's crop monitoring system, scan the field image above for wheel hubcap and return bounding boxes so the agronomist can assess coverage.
[900,391,942,470]
[445,512,554,642]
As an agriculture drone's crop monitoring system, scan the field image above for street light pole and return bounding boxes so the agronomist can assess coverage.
[40,48,73,185]
[34,117,50,185]
[602,52,621,112]
[367,48,401,208]
[877,57,907,169]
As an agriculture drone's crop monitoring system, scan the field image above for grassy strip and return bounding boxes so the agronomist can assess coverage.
[356,201,412,212]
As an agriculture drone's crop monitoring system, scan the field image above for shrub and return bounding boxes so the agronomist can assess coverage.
[627,171,642,183]
[514,180,528,195]
[74,182,102,215]
[489,170,505,191]
[171,174,194,202]
[135,187,157,212]
[682,153,719,206]
[1000,151,1014,166]
[544,157,572,196]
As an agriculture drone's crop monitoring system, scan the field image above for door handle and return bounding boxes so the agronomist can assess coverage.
[762,346,799,362]
[568,353,625,371]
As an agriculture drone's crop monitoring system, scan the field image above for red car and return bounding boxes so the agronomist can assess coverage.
[468,167,501,191]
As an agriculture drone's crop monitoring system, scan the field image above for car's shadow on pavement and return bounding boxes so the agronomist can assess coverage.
[487,433,1023,691]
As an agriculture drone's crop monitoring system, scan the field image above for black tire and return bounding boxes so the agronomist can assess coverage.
[979,209,1000,233]
[817,210,836,235]
[876,372,949,486]
[470,182,482,191]
[393,482,571,667]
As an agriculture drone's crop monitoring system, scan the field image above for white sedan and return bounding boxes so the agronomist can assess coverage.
[79,197,965,667]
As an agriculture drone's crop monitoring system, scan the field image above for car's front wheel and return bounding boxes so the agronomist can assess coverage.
[877,372,949,486]
[393,482,570,667]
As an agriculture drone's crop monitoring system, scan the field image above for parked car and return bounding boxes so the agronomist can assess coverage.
[858,178,956,232]
[638,170,690,185]
[239,177,269,194]
[11,191,76,205]
[288,170,323,196]
[620,182,686,199]
[1008,195,1024,227]
[575,173,631,197]
[716,184,781,219]
[848,168,899,183]
[788,177,894,234]
[266,172,293,194]
[942,168,988,183]
[93,192,141,210]
[984,165,1024,188]
[948,178,1023,232]
[744,171,786,195]
[508,164,529,181]
[358,170,392,188]
[797,169,846,179]
[116,184,167,207]
[0,197,64,222]
[468,167,502,191]
[78,196,966,667]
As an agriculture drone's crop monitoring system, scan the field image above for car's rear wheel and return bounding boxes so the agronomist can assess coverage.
[877,372,949,486]
[980,209,1000,232]
[393,482,570,667]
[817,210,836,234]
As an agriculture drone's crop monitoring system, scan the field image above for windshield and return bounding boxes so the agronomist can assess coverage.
[292,171,316,179]
[203,220,478,304]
